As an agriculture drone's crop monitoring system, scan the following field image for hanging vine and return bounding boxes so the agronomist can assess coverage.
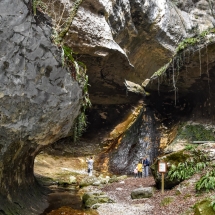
[151,27,215,105]
[61,45,91,143]
[62,45,91,142]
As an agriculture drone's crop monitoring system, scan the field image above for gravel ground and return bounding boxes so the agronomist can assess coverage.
[98,176,215,215]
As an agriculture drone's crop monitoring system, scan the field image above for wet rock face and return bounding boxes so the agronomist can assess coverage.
[0,0,82,213]
[146,40,215,124]
[108,107,160,175]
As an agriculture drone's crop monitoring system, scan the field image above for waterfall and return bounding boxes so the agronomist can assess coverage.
[109,107,160,175]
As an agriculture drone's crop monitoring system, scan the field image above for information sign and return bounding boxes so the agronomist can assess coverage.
[158,161,167,173]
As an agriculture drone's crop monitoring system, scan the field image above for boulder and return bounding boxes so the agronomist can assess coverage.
[109,175,119,183]
[98,175,110,184]
[79,176,98,188]
[69,176,77,184]
[82,192,114,208]
[194,199,215,215]
[117,175,128,180]
[150,150,190,189]
[131,187,154,199]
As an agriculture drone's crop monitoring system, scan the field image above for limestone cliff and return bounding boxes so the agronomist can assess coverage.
[1,0,215,214]
[0,0,82,213]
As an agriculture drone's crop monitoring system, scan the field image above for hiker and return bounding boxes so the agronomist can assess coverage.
[86,156,94,176]
[137,161,143,178]
[134,166,138,178]
[142,156,150,177]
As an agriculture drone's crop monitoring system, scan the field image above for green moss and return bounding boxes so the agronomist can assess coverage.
[194,199,215,215]
[179,125,215,141]
[160,196,174,206]
[184,193,192,199]
[150,27,215,79]
[151,60,172,78]
[164,150,190,165]
[176,37,199,52]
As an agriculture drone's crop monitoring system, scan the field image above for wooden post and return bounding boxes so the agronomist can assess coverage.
[161,172,164,194]
[158,161,167,194]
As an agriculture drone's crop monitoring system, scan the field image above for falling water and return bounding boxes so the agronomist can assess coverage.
[109,107,160,175]
[199,48,202,76]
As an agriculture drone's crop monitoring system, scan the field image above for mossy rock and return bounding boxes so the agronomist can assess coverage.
[131,187,154,199]
[194,199,215,215]
[79,176,97,188]
[82,192,114,208]
[117,175,127,180]
[151,150,190,189]
[179,125,215,142]
[109,175,119,183]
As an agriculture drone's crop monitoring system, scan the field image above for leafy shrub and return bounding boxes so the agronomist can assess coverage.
[168,149,208,181]
[185,144,197,151]
[168,161,207,181]
[196,170,215,192]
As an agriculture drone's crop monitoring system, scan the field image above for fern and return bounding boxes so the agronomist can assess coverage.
[196,170,215,192]
[168,160,208,181]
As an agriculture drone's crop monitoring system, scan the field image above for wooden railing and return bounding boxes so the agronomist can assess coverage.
[192,141,215,144]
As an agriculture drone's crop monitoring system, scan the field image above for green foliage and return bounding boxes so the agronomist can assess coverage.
[196,170,215,192]
[160,196,174,206]
[62,45,91,107]
[151,27,215,79]
[168,161,207,181]
[185,144,197,151]
[176,28,215,53]
[73,112,88,143]
[58,0,83,41]
[210,196,215,211]
[176,37,199,53]
[61,45,91,142]
[168,149,209,181]
[151,60,172,78]
[32,0,46,16]
[179,125,215,141]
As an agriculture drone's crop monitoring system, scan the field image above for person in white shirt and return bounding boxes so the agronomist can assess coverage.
[86,156,94,176]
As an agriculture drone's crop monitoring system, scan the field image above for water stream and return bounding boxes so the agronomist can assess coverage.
[38,182,98,215]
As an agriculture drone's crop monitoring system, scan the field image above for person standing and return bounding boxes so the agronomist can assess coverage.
[137,161,143,178]
[134,166,138,178]
[143,157,150,177]
[86,156,94,176]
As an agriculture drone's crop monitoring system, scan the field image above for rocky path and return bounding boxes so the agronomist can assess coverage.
[34,153,214,215]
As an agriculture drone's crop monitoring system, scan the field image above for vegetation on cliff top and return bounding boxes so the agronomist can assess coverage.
[151,28,215,79]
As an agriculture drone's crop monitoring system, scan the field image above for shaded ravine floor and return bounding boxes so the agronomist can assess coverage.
[37,182,99,215]
[34,153,99,215]
[34,153,215,215]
